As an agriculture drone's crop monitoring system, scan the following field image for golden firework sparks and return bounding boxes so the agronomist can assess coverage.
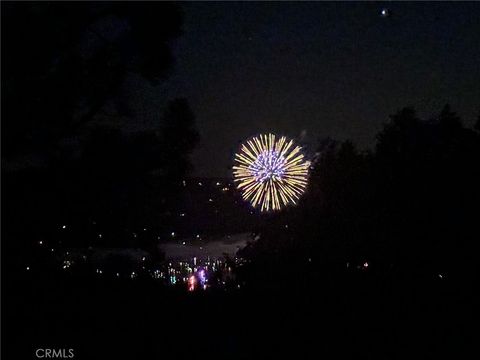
[233,134,310,212]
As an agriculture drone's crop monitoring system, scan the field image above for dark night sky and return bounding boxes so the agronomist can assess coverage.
[128,2,480,177]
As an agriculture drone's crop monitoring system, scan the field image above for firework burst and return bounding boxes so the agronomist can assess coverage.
[233,134,310,212]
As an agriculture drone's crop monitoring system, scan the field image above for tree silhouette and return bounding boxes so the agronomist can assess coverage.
[2,2,183,161]
[438,104,462,131]
[240,104,480,288]
[2,3,200,252]
[160,98,200,179]
[473,110,480,133]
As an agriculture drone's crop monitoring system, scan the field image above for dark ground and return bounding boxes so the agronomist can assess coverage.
[3,262,475,360]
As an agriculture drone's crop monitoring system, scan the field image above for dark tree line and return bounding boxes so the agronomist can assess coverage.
[2,3,199,255]
[239,105,480,289]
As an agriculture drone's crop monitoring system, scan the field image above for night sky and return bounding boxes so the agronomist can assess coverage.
[126,1,480,177]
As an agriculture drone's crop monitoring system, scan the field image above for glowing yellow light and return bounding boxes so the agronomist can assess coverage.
[233,133,310,212]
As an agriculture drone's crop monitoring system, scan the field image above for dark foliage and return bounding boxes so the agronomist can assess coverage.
[2,2,183,158]
[239,105,480,290]
[2,3,199,252]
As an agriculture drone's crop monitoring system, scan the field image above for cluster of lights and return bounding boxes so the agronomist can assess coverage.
[29,222,242,292]
[27,244,243,292]
[153,269,163,279]
[34,221,452,289]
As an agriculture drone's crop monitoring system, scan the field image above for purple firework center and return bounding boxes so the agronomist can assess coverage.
[249,150,287,183]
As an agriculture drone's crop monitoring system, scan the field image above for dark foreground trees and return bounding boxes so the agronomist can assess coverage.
[2,3,199,254]
[239,105,480,289]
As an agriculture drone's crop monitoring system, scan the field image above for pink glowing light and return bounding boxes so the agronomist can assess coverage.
[188,275,196,292]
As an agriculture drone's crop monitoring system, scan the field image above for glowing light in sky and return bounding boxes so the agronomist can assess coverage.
[233,134,310,211]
